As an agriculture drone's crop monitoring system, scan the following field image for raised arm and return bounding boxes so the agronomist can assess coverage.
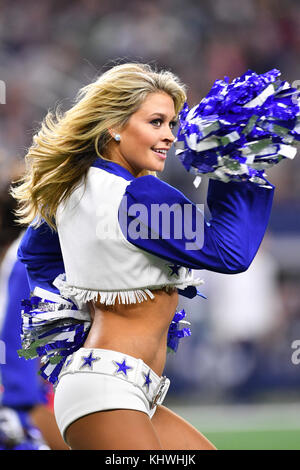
[118,175,274,274]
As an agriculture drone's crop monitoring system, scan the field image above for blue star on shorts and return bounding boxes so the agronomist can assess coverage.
[113,359,133,377]
[142,370,152,390]
[80,351,100,370]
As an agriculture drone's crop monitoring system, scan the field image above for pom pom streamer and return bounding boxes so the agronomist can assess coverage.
[175,69,299,187]
[167,309,191,353]
[18,295,91,385]
[18,294,194,382]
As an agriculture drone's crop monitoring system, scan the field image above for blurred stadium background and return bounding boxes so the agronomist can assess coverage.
[0,0,299,450]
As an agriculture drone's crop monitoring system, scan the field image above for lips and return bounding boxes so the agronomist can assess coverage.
[151,148,168,159]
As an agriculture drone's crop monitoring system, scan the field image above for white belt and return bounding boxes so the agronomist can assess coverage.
[58,348,170,409]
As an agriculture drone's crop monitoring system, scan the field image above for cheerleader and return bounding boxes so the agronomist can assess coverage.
[12,63,297,450]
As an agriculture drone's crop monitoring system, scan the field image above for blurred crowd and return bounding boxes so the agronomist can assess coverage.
[0,0,300,404]
[1,0,299,195]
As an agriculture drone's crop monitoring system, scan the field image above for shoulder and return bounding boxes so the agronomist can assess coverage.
[123,175,191,206]
[89,157,134,183]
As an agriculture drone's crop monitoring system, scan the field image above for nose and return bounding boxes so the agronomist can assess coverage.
[162,125,175,144]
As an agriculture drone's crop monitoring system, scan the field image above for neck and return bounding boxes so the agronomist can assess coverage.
[101,146,140,178]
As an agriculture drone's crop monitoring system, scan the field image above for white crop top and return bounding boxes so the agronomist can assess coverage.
[55,165,203,308]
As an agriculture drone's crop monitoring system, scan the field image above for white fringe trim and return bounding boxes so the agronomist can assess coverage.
[53,274,155,308]
[53,273,204,308]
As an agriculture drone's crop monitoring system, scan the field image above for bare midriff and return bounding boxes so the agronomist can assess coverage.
[83,287,179,377]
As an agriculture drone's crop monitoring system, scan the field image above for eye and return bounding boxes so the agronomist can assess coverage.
[150,119,178,129]
[150,118,163,127]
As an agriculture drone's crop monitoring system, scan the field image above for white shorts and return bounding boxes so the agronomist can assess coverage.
[54,348,170,443]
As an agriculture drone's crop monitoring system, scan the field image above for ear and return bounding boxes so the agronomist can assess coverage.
[107,128,115,138]
[108,128,121,142]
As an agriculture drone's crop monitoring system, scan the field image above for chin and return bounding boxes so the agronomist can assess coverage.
[139,156,166,174]
[151,160,166,172]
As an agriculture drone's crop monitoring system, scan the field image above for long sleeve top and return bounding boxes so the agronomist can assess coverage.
[17,156,274,307]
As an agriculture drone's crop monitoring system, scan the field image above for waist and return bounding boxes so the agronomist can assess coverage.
[84,286,179,375]
[57,347,170,410]
[84,334,168,377]
[84,310,172,376]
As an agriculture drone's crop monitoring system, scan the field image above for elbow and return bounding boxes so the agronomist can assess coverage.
[222,254,253,275]
[227,263,249,275]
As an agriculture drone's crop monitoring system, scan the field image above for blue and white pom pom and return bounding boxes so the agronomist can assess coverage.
[167,309,191,353]
[175,69,300,188]
[18,294,91,385]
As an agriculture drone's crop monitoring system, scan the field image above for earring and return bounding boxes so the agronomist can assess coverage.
[114,134,121,142]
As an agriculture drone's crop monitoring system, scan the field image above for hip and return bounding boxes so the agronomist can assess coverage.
[83,330,168,377]
[54,347,170,443]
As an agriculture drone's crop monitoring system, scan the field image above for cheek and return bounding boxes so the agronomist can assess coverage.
[139,131,156,149]
[127,130,154,153]
[121,122,156,159]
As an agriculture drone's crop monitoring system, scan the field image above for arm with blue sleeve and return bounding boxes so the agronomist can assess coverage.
[17,223,65,295]
[118,176,275,274]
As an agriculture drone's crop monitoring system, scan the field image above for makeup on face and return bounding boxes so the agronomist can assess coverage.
[107,92,177,176]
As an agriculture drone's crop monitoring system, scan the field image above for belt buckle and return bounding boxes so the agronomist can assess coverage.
[151,376,170,409]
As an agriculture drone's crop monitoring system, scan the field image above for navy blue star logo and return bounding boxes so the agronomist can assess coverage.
[113,359,133,377]
[142,370,152,390]
[168,264,181,276]
[80,351,100,370]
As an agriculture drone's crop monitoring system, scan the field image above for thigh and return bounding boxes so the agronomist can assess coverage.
[30,405,69,450]
[151,405,217,450]
[66,409,163,450]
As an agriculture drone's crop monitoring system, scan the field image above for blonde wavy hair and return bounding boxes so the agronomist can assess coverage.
[11,62,187,230]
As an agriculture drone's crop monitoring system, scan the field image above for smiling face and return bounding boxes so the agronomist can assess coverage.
[106,92,177,176]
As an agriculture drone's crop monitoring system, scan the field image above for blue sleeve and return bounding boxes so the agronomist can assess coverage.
[118,176,274,274]
[17,222,64,294]
[0,259,48,408]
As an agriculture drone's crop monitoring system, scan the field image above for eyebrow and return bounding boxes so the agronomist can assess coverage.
[149,112,177,121]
